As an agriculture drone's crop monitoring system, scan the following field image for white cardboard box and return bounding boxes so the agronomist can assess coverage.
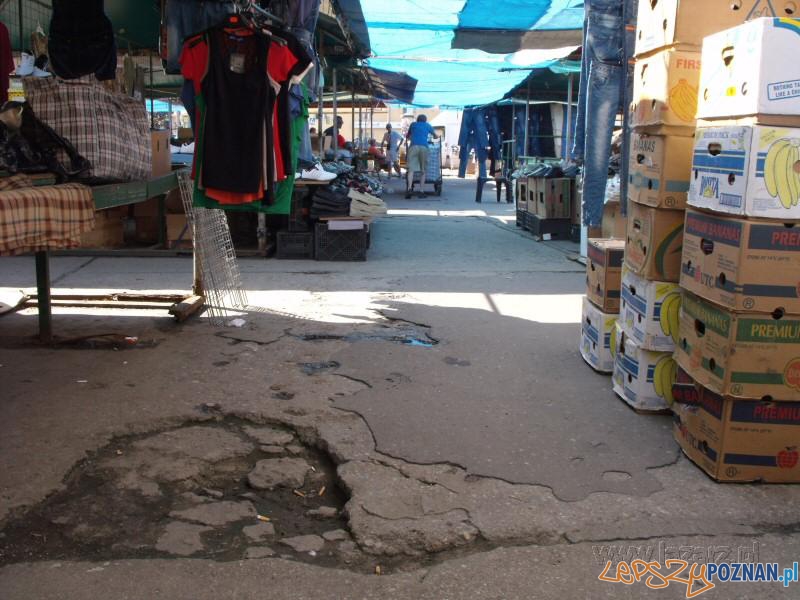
[620,267,681,352]
[634,0,778,57]
[689,124,800,218]
[580,297,617,374]
[697,17,800,120]
[612,322,676,412]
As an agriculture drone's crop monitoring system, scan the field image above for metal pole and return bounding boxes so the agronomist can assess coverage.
[359,101,363,150]
[149,53,155,129]
[565,72,574,161]
[332,68,338,155]
[35,251,52,343]
[351,89,355,145]
[370,104,374,143]
[511,100,516,165]
[17,0,23,53]
[524,80,530,158]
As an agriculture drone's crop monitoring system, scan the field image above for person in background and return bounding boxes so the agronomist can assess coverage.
[405,114,436,198]
[322,116,351,162]
[367,138,390,173]
[381,123,403,178]
[309,127,317,136]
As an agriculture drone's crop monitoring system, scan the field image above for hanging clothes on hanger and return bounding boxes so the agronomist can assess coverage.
[180,14,311,212]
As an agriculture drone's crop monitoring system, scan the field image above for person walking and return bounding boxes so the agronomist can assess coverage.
[381,123,403,177]
[405,115,437,198]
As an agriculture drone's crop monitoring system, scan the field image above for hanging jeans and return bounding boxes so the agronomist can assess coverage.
[458,107,488,178]
[485,106,503,161]
[289,2,322,165]
[575,0,624,227]
[165,0,234,75]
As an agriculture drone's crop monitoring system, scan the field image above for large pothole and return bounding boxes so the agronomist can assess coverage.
[0,420,390,570]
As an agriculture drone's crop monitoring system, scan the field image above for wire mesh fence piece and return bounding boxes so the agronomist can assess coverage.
[177,170,248,325]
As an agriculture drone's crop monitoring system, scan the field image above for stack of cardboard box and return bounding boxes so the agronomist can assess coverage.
[581,238,625,374]
[527,177,573,240]
[672,16,800,482]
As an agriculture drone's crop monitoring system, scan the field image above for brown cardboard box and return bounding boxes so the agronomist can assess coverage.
[676,290,800,401]
[673,373,800,483]
[586,238,625,313]
[601,200,626,239]
[533,178,571,219]
[630,48,702,130]
[628,131,693,209]
[80,209,124,248]
[167,214,192,247]
[681,208,800,315]
[515,177,529,211]
[178,127,193,141]
[526,177,538,213]
[634,0,777,57]
[570,179,581,225]
[624,201,685,282]
[151,130,171,178]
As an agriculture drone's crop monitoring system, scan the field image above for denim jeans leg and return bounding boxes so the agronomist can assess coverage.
[583,60,622,226]
[572,13,589,161]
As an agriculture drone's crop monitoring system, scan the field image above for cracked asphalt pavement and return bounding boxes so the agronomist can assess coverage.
[1,177,799,598]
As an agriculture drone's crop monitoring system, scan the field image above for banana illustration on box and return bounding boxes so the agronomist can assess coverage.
[764,138,800,209]
[653,355,678,407]
[668,79,698,123]
[658,291,682,345]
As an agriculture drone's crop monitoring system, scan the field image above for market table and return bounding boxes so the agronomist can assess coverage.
[29,171,191,342]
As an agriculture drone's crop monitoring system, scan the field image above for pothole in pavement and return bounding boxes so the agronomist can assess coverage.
[0,420,374,571]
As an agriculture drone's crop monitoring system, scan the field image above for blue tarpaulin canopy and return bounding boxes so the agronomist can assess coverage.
[453,0,585,52]
[358,0,582,107]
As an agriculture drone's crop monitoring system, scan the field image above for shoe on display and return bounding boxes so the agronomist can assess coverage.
[32,67,51,77]
[300,164,336,181]
[15,53,34,76]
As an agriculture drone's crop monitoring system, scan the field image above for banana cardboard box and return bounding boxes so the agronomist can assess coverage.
[689,124,800,219]
[612,323,677,412]
[526,177,538,214]
[681,208,800,314]
[580,297,617,374]
[624,201,685,282]
[635,0,778,57]
[676,290,800,401]
[533,178,571,219]
[672,374,800,483]
[586,238,625,313]
[629,132,694,209]
[620,267,682,351]
[697,17,800,121]
[630,48,702,129]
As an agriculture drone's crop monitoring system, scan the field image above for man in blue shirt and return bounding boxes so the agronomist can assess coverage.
[405,115,437,198]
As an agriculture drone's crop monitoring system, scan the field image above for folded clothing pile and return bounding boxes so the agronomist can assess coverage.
[310,186,350,219]
[348,189,386,218]
[321,161,353,176]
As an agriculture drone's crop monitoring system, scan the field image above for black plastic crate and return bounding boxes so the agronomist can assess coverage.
[526,215,572,241]
[516,209,526,228]
[276,231,314,259]
[314,222,367,261]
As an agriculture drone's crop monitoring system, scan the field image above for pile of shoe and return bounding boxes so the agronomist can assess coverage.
[296,160,336,182]
[309,186,351,219]
[15,53,51,78]
[348,189,387,218]
[333,171,383,196]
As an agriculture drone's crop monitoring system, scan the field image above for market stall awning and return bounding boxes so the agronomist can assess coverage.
[359,0,580,107]
[333,0,372,59]
[364,67,417,104]
[452,0,584,53]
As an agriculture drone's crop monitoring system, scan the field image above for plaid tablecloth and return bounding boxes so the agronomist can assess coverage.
[0,183,95,256]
